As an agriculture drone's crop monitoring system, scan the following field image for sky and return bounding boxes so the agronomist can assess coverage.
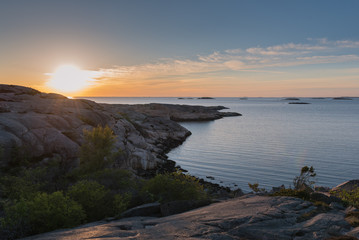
[1,0,359,97]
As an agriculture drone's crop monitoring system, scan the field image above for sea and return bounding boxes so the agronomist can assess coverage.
[80,97,359,192]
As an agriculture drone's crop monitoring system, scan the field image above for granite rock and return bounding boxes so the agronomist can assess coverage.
[22,195,355,240]
[0,84,240,173]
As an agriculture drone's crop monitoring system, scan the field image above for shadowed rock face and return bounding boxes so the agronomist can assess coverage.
[0,84,240,173]
[22,195,358,240]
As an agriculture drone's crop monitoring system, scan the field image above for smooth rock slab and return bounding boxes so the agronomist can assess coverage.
[22,195,353,240]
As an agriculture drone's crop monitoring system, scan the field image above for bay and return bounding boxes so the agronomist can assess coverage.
[82,97,359,192]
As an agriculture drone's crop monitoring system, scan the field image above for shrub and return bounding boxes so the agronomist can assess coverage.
[1,144,30,174]
[113,193,132,214]
[142,171,207,203]
[67,180,111,221]
[79,125,117,172]
[0,167,48,200]
[0,163,70,200]
[248,182,266,193]
[271,188,311,201]
[271,166,316,201]
[293,166,316,191]
[0,191,85,239]
[331,188,359,208]
[79,168,133,191]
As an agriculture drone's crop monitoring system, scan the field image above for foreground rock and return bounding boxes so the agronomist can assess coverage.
[0,84,240,173]
[332,180,359,192]
[23,195,359,240]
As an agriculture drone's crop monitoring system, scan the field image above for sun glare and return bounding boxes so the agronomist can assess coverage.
[46,64,97,93]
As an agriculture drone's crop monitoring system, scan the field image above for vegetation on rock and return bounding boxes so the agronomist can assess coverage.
[79,125,117,172]
[0,125,211,239]
[67,180,112,221]
[293,166,316,191]
[143,171,208,203]
[331,187,359,208]
[271,166,316,201]
[1,191,85,239]
[248,182,266,194]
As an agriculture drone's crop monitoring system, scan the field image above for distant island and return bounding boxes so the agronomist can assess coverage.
[197,97,215,99]
[333,97,353,100]
[283,97,300,101]
[288,102,310,104]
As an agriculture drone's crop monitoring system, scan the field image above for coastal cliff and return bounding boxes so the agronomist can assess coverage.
[0,84,240,174]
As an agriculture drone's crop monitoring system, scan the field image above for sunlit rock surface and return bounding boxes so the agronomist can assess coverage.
[22,195,357,240]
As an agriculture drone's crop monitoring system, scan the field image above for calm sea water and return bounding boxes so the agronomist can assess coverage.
[82,97,359,192]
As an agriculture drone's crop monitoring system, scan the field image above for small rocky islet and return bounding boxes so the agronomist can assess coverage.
[1,84,359,240]
[289,102,311,104]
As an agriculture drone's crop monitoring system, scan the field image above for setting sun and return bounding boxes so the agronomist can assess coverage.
[46,64,97,93]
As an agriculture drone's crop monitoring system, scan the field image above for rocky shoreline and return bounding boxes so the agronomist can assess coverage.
[2,85,359,240]
[22,193,359,240]
[0,84,240,175]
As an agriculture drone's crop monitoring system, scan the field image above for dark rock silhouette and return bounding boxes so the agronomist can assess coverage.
[289,102,311,104]
[283,97,300,100]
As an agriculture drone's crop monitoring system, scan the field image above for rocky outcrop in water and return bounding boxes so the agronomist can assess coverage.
[115,103,241,122]
[22,195,359,240]
[333,97,353,100]
[0,84,240,173]
[289,102,311,104]
[283,97,300,101]
[197,97,215,99]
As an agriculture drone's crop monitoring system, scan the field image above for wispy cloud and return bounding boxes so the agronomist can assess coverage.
[95,38,359,84]
[335,40,359,48]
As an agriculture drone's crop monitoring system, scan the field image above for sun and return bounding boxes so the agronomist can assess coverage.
[46,64,97,93]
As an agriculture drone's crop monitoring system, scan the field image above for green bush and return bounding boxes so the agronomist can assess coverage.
[271,188,311,201]
[248,182,266,193]
[293,166,316,191]
[0,167,48,200]
[67,180,111,221]
[142,171,207,203]
[113,193,132,214]
[270,166,317,201]
[0,191,85,239]
[79,168,133,191]
[331,188,359,208]
[79,125,117,172]
[0,163,69,200]
[0,144,31,174]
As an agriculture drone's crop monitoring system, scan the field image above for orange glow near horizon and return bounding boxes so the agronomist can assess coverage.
[45,64,98,94]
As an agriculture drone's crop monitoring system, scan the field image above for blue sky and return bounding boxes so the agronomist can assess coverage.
[1,0,359,96]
